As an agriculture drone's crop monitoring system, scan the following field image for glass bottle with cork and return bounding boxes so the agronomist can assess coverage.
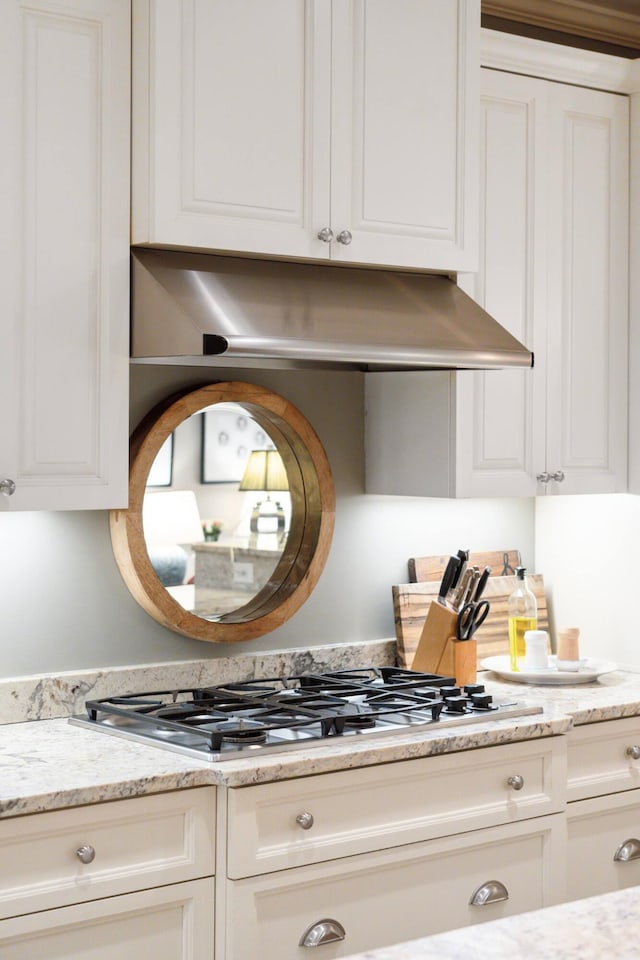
[508,567,537,671]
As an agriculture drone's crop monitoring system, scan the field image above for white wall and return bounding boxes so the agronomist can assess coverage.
[535,494,640,665]
[0,365,535,677]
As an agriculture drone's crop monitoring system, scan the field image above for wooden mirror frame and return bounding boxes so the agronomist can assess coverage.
[109,382,335,642]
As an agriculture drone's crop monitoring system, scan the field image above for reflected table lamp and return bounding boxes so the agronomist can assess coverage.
[239,449,289,536]
[142,489,204,587]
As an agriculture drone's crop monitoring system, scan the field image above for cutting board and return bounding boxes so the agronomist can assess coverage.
[408,549,522,583]
[392,574,549,670]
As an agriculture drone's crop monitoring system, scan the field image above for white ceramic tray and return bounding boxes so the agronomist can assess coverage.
[481,655,618,685]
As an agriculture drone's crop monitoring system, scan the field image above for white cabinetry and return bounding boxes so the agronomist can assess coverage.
[132,0,478,272]
[366,62,628,498]
[0,0,130,512]
[566,718,640,902]
[222,737,566,956]
[0,788,216,959]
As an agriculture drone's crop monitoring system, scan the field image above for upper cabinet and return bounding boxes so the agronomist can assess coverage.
[132,0,479,272]
[366,62,629,498]
[0,0,130,512]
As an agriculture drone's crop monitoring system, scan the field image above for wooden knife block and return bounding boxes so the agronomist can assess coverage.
[411,600,477,686]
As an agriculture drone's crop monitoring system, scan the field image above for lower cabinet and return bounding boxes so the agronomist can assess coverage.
[225,815,565,959]
[0,879,215,960]
[567,793,640,902]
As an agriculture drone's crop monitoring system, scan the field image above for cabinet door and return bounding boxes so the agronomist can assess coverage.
[0,0,130,511]
[226,815,565,959]
[330,0,479,271]
[133,0,331,260]
[545,83,628,495]
[567,793,640,902]
[0,879,215,960]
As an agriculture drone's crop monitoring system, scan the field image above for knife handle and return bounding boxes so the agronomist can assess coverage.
[438,556,458,605]
[473,566,491,602]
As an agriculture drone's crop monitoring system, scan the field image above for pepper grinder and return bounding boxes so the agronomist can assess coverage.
[557,627,580,671]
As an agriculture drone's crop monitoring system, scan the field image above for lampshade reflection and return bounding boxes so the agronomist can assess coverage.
[239,449,289,537]
[143,489,204,586]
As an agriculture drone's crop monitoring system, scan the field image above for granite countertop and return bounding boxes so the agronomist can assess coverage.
[340,886,640,959]
[2,650,640,820]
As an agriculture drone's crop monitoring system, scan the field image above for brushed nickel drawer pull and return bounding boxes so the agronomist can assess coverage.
[296,812,314,830]
[614,839,640,862]
[469,880,509,906]
[299,918,346,947]
[75,844,96,864]
[0,478,16,497]
[507,774,524,791]
[626,745,640,760]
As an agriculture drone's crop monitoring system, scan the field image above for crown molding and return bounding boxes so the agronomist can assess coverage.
[482,0,640,51]
[481,28,635,92]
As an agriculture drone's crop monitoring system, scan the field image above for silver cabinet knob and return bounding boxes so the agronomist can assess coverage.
[614,838,640,862]
[550,470,565,482]
[536,472,550,484]
[316,227,334,243]
[469,880,509,906]
[75,844,96,864]
[299,918,346,947]
[0,478,16,497]
[507,775,524,791]
[626,745,640,760]
[336,229,352,245]
[296,812,314,830]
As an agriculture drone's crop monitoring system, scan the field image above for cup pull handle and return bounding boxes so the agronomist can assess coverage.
[469,880,509,906]
[614,839,640,862]
[299,918,346,947]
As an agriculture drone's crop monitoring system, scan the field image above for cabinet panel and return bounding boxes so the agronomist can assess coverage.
[226,815,565,958]
[0,878,215,960]
[0,0,129,511]
[227,737,565,878]
[133,0,331,259]
[0,788,216,919]
[567,717,640,802]
[567,793,640,902]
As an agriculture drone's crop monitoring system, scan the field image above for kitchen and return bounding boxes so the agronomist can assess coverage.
[2,0,640,957]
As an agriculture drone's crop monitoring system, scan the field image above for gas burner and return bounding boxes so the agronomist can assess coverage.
[70,667,543,761]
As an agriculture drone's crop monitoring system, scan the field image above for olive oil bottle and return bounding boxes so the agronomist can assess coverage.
[508,567,537,671]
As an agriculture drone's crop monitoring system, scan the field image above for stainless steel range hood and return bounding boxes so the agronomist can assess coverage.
[131,248,533,371]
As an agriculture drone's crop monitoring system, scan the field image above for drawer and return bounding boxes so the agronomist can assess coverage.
[567,717,640,801]
[226,814,565,959]
[227,737,566,877]
[0,878,215,960]
[567,792,640,902]
[0,787,215,919]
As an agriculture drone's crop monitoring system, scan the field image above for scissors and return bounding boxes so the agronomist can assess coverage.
[456,599,490,641]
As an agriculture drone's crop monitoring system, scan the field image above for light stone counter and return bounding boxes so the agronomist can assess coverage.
[340,886,640,959]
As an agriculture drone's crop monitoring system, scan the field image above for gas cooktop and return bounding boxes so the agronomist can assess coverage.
[69,667,543,762]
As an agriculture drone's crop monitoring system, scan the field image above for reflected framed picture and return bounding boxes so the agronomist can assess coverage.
[201,409,269,484]
[146,432,174,487]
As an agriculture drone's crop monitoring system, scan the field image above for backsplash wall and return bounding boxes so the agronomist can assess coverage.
[0,365,535,678]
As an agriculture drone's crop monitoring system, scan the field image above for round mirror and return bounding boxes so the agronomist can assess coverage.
[109,382,335,642]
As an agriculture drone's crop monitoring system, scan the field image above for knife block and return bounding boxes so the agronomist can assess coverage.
[410,600,477,686]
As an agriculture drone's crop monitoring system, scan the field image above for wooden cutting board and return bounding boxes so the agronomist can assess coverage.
[392,574,549,670]
[408,549,522,583]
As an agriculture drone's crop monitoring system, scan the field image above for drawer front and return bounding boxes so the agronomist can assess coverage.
[0,878,215,960]
[226,814,565,959]
[227,738,566,877]
[0,787,216,919]
[567,792,640,901]
[567,717,640,801]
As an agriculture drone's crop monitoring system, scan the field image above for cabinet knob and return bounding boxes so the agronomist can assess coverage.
[336,229,352,245]
[626,745,640,760]
[536,472,550,484]
[507,774,524,791]
[0,478,16,497]
[299,918,346,947]
[317,227,334,243]
[613,838,640,862]
[296,812,314,830]
[550,470,565,483]
[75,844,96,864]
[469,880,509,906]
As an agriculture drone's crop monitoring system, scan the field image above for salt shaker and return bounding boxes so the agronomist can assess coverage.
[524,630,549,670]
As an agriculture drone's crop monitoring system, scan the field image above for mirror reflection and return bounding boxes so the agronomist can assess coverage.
[142,403,291,619]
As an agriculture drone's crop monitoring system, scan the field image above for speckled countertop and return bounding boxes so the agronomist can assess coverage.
[340,886,640,959]
[2,647,640,820]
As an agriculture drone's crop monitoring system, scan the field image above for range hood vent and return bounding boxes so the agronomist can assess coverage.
[131,248,533,371]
